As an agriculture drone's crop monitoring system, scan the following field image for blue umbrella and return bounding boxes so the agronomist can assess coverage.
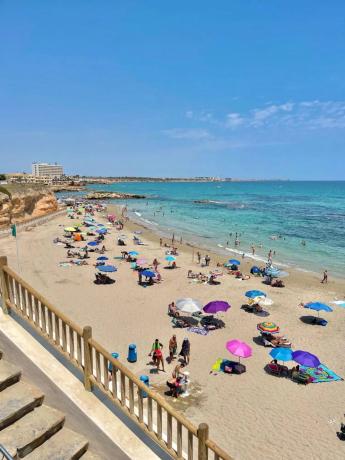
[88,241,98,246]
[304,302,333,318]
[98,265,117,273]
[270,348,293,362]
[97,256,109,261]
[128,251,139,256]
[97,224,105,227]
[229,259,240,266]
[96,229,107,234]
[165,255,176,262]
[292,350,320,368]
[245,290,266,299]
[142,270,155,278]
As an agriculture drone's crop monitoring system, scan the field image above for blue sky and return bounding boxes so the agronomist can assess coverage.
[1,1,345,179]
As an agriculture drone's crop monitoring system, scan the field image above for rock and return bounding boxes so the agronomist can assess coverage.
[0,185,58,229]
[85,191,146,200]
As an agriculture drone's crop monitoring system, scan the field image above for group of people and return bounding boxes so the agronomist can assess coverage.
[148,337,191,398]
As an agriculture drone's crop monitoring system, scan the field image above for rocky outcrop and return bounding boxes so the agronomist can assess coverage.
[85,191,146,200]
[0,185,58,228]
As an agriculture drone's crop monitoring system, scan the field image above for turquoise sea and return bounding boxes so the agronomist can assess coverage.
[76,181,345,278]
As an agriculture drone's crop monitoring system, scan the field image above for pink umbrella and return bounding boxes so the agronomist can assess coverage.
[226,340,252,362]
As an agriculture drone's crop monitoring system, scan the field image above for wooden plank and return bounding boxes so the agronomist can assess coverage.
[167,413,172,449]
[120,372,126,406]
[62,321,67,352]
[96,350,101,382]
[54,314,60,346]
[111,367,118,399]
[138,392,144,422]
[148,397,153,431]
[76,334,82,365]
[47,309,53,340]
[129,380,134,414]
[188,431,194,460]
[177,421,182,457]
[157,404,162,439]
[40,303,47,333]
[69,327,75,361]
[103,355,109,391]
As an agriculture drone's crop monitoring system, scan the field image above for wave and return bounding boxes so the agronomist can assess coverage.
[194,199,247,209]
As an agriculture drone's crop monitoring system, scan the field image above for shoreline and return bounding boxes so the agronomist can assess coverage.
[109,203,344,289]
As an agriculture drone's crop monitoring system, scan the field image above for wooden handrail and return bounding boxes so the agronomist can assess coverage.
[0,259,232,460]
[3,266,83,336]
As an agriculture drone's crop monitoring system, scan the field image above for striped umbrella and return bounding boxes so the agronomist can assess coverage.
[257,322,280,334]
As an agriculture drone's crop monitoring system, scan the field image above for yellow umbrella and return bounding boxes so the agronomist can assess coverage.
[64,227,76,232]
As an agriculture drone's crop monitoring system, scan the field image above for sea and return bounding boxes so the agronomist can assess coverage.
[61,181,345,278]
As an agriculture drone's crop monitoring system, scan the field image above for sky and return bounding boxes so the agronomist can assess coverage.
[0,1,345,179]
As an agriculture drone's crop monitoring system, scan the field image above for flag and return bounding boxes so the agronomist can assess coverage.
[11,224,16,237]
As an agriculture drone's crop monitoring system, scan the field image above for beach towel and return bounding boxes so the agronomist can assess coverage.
[187,326,209,336]
[300,364,343,383]
[211,358,223,372]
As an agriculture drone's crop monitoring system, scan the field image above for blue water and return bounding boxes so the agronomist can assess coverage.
[80,181,345,277]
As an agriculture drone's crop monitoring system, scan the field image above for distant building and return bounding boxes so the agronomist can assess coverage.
[32,163,63,178]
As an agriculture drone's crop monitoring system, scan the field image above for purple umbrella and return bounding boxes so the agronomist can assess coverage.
[292,350,320,368]
[203,301,231,314]
[226,340,252,362]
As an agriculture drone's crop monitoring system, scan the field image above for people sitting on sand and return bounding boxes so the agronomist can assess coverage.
[208,274,220,285]
[268,359,288,375]
[172,362,186,379]
[168,302,180,317]
[149,339,165,372]
[290,365,311,384]
[171,261,177,269]
[117,238,126,246]
[166,376,184,398]
[271,279,285,288]
[262,333,291,347]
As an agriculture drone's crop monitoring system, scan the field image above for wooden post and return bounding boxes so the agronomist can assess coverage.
[197,423,209,460]
[83,326,93,391]
[0,256,9,314]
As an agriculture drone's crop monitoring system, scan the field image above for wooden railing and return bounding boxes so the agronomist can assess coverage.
[0,257,232,460]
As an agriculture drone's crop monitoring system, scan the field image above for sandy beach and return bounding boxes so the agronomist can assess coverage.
[0,207,345,460]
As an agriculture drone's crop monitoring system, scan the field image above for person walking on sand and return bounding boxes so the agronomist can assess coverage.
[251,245,255,256]
[197,251,201,264]
[321,270,328,284]
[149,339,165,372]
[152,258,159,271]
[159,238,162,247]
[205,254,210,266]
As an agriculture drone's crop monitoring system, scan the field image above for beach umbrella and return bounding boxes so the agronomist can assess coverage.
[129,251,139,256]
[97,256,109,261]
[141,269,156,278]
[97,224,105,227]
[203,301,231,314]
[304,302,333,318]
[88,241,98,247]
[228,259,240,266]
[136,258,147,266]
[226,340,252,362]
[176,298,202,314]
[98,265,117,273]
[269,348,293,362]
[165,255,176,262]
[96,229,107,234]
[258,297,274,307]
[245,290,266,299]
[64,227,77,232]
[257,322,280,334]
[292,350,320,368]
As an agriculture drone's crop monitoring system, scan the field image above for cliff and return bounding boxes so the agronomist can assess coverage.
[0,185,58,228]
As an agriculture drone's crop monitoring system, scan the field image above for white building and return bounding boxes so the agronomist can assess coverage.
[32,163,64,178]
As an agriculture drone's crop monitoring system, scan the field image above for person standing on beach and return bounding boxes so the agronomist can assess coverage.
[251,245,255,256]
[321,270,328,284]
[169,335,177,362]
[172,233,175,245]
[205,254,210,266]
[159,238,162,247]
[179,338,190,365]
[153,258,159,271]
[197,251,201,263]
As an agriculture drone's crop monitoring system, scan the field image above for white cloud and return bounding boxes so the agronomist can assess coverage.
[226,113,244,128]
[162,128,211,140]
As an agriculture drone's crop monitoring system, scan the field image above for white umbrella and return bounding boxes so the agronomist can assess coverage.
[176,298,202,314]
[258,297,274,307]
